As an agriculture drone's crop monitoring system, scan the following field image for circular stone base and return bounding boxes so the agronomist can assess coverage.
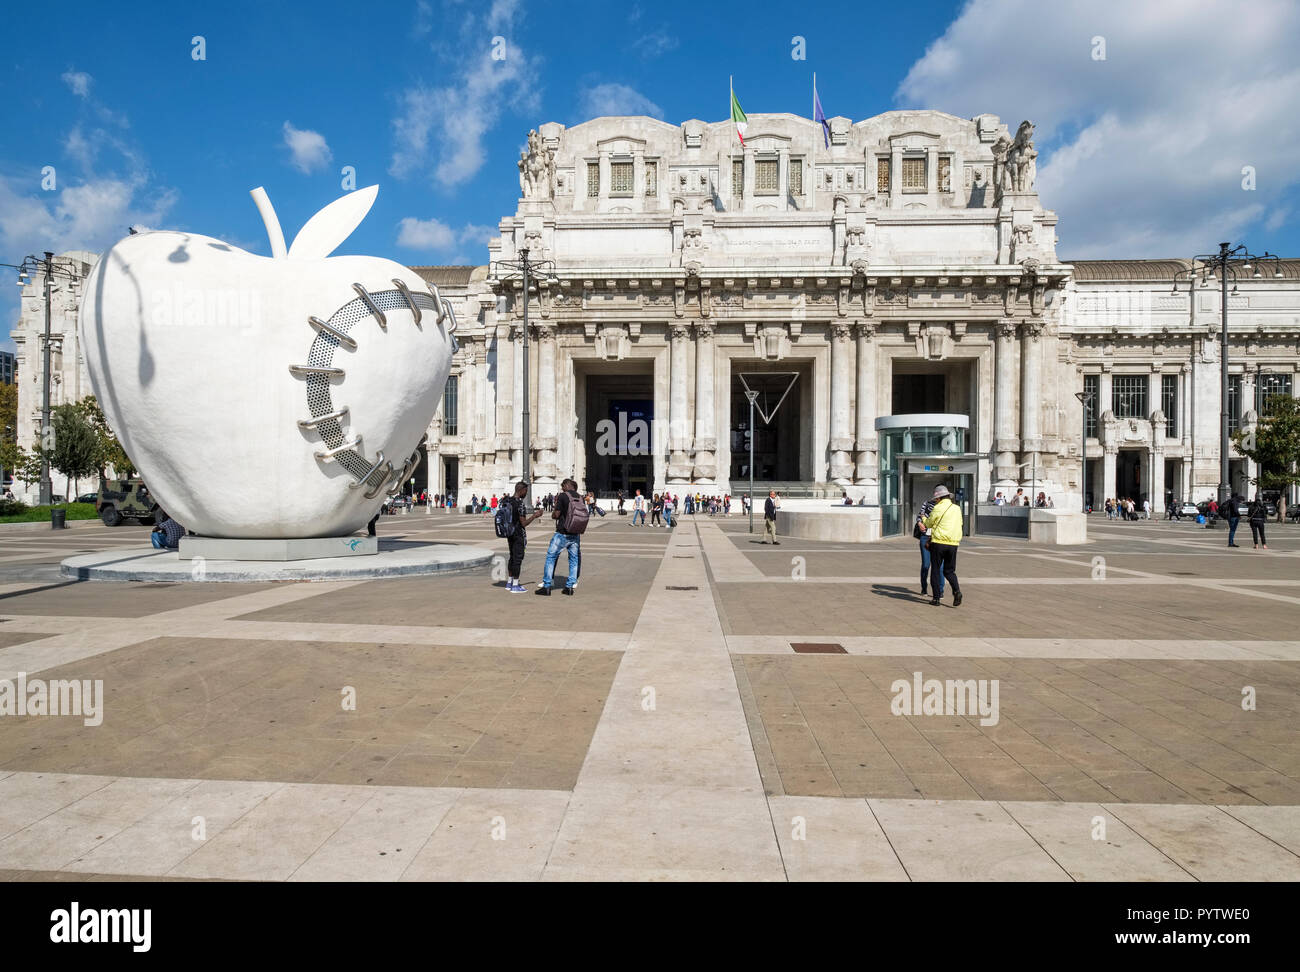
[60,539,495,582]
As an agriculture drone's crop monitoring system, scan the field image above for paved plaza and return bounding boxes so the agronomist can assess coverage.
[0,512,1298,881]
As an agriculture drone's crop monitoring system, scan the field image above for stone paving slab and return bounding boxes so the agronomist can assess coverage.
[733,654,1300,804]
[0,637,620,791]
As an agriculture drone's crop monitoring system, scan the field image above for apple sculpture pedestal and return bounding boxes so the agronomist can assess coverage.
[78,186,457,550]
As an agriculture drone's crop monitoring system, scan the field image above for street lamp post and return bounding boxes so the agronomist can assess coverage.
[1074,390,1093,513]
[3,251,82,506]
[745,390,758,533]
[491,248,559,508]
[1173,245,1281,506]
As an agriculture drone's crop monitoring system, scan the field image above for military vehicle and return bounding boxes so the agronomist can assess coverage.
[96,479,158,526]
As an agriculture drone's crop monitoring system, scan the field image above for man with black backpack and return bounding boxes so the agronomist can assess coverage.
[495,481,543,594]
[537,478,589,596]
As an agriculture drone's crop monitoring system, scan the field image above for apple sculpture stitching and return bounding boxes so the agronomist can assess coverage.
[78,185,458,539]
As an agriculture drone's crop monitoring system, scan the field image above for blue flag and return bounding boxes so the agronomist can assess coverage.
[812,75,830,148]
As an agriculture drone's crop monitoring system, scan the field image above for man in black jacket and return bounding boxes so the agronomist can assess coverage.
[502,481,543,593]
[761,490,780,545]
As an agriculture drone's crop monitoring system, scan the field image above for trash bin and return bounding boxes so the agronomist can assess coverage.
[51,508,66,529]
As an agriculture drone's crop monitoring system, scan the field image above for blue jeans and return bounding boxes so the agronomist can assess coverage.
[632,509,645,525]
[1227,517,1239,545]
[919,537,945,596]
[151,531,165,549]
[542,532,580,588]
[664,508,673,527]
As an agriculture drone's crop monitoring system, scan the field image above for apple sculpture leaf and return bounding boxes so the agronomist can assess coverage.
[78,185,458,540]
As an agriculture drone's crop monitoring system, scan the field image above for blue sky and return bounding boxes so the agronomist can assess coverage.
[3,0,1299,352]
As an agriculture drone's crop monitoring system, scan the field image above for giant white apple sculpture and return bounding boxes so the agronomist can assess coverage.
[78,185,457,539]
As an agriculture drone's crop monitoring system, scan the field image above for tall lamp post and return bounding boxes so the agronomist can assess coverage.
[1172,244,1281,505]
[3,251,82,506]
[491,248,559,508]
[1074,390,1093,513]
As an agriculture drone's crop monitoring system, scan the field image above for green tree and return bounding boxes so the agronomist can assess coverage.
[75,395,134,480]
[49,403,100,500]
[1233,394,1300,495]
[0,382,17,437]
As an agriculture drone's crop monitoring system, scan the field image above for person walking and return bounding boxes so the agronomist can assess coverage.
[922,485,963,607]
[500,481,543,593]
[914,495,945,600]
[650,493,663,527]
[537,478,587,595]
[1248,493,1269,549]
[663,492,674,528]
[1225,493,1242,548]
[761,490,780,544]
[632,489,646,526]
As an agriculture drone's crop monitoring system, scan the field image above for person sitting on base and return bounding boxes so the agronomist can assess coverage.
[151,509,186,549]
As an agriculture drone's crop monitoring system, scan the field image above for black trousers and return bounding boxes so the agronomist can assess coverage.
[929,542,961,597]
[1250,521,1267,545]
[507,533,527,578]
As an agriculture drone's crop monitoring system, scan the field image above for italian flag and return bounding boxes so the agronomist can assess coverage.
[730,80,747,145]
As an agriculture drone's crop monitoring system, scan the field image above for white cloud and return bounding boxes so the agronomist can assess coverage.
[396,216,456,250]
[896,0,1300,256]
[396,217,495,256]
[578,83,663,120]
[61,69,91,97]
[282,121,333,174]
[388,0,539,189]
[632,31,678,59]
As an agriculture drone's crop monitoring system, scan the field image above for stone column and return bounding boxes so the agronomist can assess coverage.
[853,322,878,496]
[1102,413,1117,502]
[889,143,902,207]
[692,321,717,482]
[1151,417,1166,514]
[1019,320,1044,486]
[993,319,1019,487]
[667,323,692,482]
[829,321,854,483]
[534,324,558,483]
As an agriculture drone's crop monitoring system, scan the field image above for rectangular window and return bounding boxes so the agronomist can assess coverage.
[1258,371,1293,413]
[443,375,459,436]
[901,157,926,192]
[755,158,778,194]
[1228,374,1242,433]
[1084,374,1099,438]
[1161,374,1178,438]
[937,156,952,193]
[1112,375,1147,418]
[586,162,599,197]
[644,161,657,195]
[610,161,634,195]
[877,158,890,194]
[732,159,743,197]
[789,158,802,195]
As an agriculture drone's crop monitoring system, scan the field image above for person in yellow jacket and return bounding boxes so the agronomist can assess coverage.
[922,484,963,607]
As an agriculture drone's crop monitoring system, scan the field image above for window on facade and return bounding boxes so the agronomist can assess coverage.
[732,159,743,197]
[443,375,459,436]
[586,162,599,197]
[1112,375,1147,418]
[644,161,657,195]
[1084,374,1099,438]
[1228,374,1242,433]
[755,158,779,194]
[789,159,802,195]
[1258,371,1293,413]
[901,157,926,192]
[937,157,952,193]
[877,158,890,194]
[1162,374,1178,438]
[610,161,634,195]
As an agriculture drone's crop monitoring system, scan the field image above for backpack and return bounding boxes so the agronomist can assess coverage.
[558,491,590,535]
[493,499,516,539]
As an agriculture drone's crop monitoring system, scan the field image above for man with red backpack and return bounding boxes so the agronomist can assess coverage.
[536,478,588,596]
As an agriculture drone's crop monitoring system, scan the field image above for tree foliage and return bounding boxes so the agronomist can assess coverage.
[49,403,100,497]
[75,395,134,480]
[1233,394,1300,491]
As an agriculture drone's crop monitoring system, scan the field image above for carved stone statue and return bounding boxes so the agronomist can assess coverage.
[991,134,1012,192]
[519,129,556,200]
[1006,121,1037,192]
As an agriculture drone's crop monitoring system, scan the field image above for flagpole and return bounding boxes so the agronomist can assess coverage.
[729,75,735,210]
[810,72,816,211]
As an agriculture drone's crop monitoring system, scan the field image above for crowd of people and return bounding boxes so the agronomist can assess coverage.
[617,489,735,526]
[1103,497,1150,520]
